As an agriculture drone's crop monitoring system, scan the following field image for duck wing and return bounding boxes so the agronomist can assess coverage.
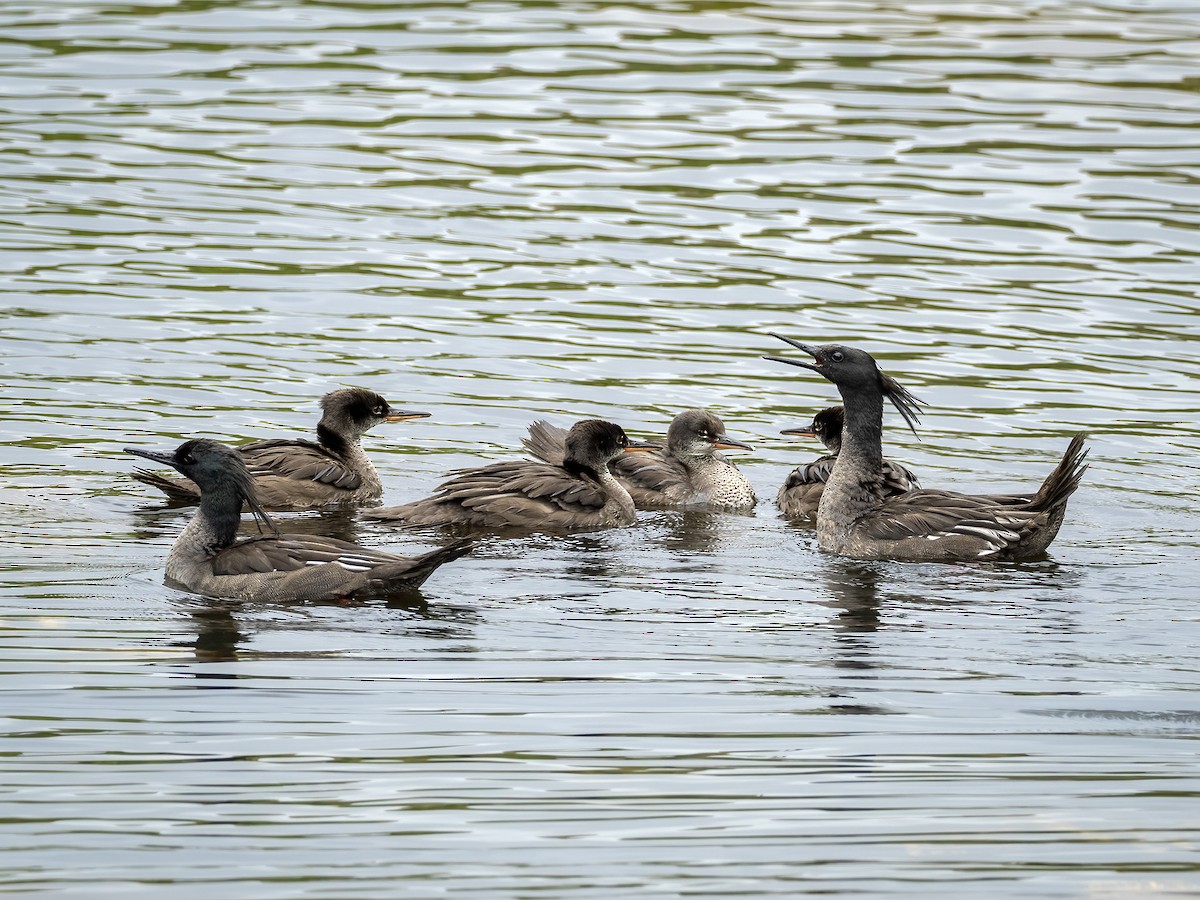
[438,460,608,512]
[777,455,835,519]
[786,455,836,488]
[882,459,921,493]
[239,439,362,490]
[520,420,568,466]
[370,459,610,527]
[131,468,201,502]
[210,533,409,576]
[861,489,1033,554]
[610,450,691,507]
[207,535,473,598]
[784,455,916,494]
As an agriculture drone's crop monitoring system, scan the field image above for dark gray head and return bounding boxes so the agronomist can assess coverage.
[666,409,754,457]
[320,388,429,439]
[125,438,276,534]
[764,335,924,435]
[562,419,658,480]
[781,406,844,453]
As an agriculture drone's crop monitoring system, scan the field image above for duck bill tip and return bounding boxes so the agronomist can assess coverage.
[768,332,819,354]
[124,446,175,466]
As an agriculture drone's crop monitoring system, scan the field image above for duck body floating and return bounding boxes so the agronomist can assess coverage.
[132,388,428,510]
[127,439,471,602]
[765,336,1088,563]
[521,409,757,512]
[366,419,658,533]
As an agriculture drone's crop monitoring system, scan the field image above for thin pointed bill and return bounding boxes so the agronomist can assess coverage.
[124,447,179,469]
[767,331,818,353]
[711,435,754,453]
[624,440,661,453]
[779,426,817,439]
[763,333,822,371]
[384,409,431,423]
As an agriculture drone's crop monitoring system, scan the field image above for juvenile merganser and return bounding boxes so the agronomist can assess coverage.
[131,388,427,509]
[366,419,658,532]
[521,409,756,511]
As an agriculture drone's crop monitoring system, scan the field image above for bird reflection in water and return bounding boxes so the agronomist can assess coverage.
[658,510,726,555]
[818,559,893,715]
[184,601,244,667]
[172,593,484,673]
[823,559,887,637]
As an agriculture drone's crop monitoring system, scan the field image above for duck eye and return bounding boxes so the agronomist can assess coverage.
[373,406,384,415]
[830,350,845,362]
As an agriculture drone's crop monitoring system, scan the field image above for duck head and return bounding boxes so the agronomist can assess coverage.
[781,405,844,454]
[562,419,659,480]
[764,335,924,436]
[126,438,276,534]
[322,387,430,438]
[666,409,754,458]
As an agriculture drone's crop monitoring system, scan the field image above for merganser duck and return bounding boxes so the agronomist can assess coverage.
[777,406,919,520]
[365,419,658,532]
[126,439,470,601]
[131,388,428,509]
[764,335,1088,562]
[521,409,756,511]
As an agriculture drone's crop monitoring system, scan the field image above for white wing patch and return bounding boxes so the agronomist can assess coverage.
[303,556,376,573]
[954,524,1020,554]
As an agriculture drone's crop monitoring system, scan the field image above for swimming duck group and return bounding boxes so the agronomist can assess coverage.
[125,336,1090,603]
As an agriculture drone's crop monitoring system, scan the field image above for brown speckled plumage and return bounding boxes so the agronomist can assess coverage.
[521,409,756,512]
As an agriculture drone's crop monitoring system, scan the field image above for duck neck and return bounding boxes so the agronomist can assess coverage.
[683,451,756,509]
[835,386,885,470]
[317,422,354,458]
[186,482,244,554]
[594,464,637,522]
[319,423,378,489]
[821,385,886,532]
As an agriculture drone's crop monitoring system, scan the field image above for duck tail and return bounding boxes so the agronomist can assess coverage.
[130,468,201,504]
[377,539,475,592]
[1031,433,1089,512]
[520,420,567,466]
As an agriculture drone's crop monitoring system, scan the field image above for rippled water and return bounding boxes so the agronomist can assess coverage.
[3,0,1200,896]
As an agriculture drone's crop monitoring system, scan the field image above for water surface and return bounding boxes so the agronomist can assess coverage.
[2,1,1200,896]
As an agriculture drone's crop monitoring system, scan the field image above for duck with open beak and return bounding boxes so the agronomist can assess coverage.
[765,334,1087,561]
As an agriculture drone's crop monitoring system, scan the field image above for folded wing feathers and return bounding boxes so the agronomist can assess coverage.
[867,489,1038,552]
[240,440,363,490]
[613,453,687,495]
[520,420,568,466]
[424,459,607,514]
[885,460,921,492]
